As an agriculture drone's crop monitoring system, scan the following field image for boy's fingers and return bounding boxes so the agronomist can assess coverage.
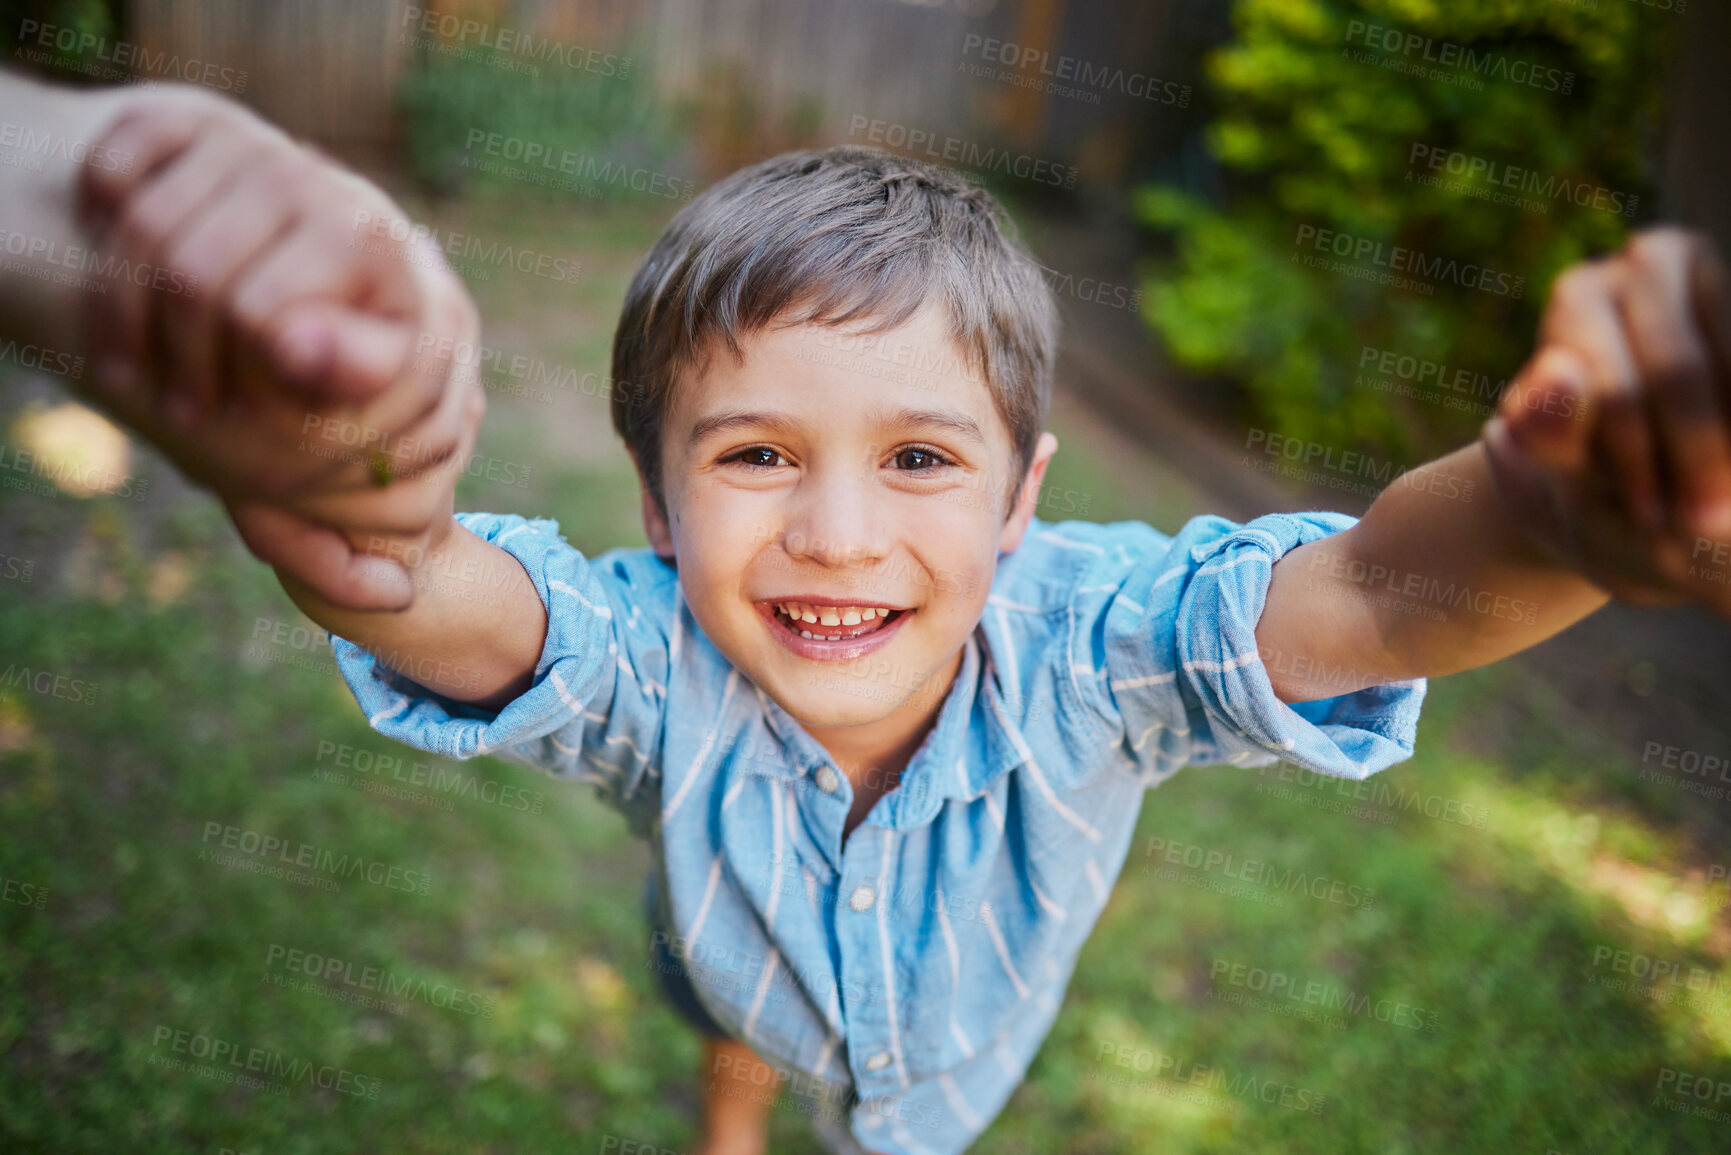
[269,310,480,498]
[226,498,416,612]
[285,446,467,536]
[215,296,478,507]
[287,379,483,531]
[1620,232,1731,540]
[290,482,459,540]
[307,245,482,476]
[375,350,485,486]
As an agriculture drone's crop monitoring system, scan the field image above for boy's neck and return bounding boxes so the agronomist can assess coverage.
[799,646,964,835]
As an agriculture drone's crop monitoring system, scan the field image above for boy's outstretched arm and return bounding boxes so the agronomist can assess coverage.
[1257,228,1730,703]
[269,514,549,712]
[1257,440,1609,702]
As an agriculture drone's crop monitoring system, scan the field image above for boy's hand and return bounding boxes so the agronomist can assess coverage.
[72,85,484,610]
[1483,227,1731,614]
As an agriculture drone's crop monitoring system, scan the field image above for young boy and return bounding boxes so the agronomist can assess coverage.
[6,74,1731,1155]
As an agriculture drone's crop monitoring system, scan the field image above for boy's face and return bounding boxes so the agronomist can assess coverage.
[643,303,1057,733]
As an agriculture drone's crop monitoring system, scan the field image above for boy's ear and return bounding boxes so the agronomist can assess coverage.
[640,488,675,560]
[627,448,677,561]
[998,432,1060,555]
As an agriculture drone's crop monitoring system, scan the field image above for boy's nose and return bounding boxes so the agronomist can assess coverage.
[781,471,891,568]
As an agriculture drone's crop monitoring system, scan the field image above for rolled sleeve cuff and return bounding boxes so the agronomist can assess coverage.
[329,511,615,764]
[1174,511,1426,780]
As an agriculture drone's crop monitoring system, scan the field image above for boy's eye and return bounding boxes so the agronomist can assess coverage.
[726,446,788,468]
[891,445,953,472]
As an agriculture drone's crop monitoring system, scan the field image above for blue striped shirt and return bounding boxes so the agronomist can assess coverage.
[331,509,1425,1153]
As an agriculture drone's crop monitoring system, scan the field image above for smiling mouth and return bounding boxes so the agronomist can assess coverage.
[768,600,907,641]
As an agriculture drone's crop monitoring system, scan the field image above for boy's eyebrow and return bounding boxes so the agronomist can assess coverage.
[687,409,805,448]
[686,406,987,448]
[876,406,987,447]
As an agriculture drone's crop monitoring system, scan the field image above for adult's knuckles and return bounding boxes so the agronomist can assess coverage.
[161,217,257,314]
[227,268,311,350]
[1625,227,1700,272]
[114,182,188,257]
[247,146,320,204]
[1639,345,1714,406]
[1548,263,1615,316]
[1598,386,1648,427]
[80,137,145,207]
[85,100,210,192]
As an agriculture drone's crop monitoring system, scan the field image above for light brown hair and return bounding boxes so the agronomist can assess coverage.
[609,145,1057,515]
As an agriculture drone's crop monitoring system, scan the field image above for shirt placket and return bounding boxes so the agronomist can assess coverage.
[796,745,907,1097]
[834,819,905,1099]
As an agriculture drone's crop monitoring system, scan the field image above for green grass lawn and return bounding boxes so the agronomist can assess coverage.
[3,193,1730,1154]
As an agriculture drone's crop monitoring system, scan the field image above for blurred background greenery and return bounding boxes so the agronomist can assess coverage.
[3,0,1730,1152]
[1139,0,1667,462]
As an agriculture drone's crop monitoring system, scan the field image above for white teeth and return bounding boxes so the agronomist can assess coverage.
[774,601,899,629]
[799,629,813,639]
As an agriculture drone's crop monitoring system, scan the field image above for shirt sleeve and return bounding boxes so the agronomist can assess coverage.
[1072,511,1426,783]
[328,510,671,838]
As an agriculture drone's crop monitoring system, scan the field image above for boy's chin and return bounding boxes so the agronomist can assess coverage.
[763,680,923,730]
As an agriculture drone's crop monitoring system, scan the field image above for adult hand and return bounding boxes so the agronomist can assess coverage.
[1482,227,1731,615]
[70,84,486,609]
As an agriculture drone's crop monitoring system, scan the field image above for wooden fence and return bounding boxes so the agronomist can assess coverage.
[128,0,412,148]
[121,0,1188,182]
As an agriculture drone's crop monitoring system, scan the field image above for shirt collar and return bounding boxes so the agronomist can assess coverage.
[746,629,1028,829]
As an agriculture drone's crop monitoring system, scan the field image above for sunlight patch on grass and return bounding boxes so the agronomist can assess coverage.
[0,695,34,754]
[1469,769,1731,1057]
[145,550,194,608]
[573,956,629,1011]
[1483,783,1731,954]
[10,400,132,498]
[1079,1011,1247,1153]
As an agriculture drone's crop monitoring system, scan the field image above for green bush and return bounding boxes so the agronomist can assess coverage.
[1139,0,1671,463]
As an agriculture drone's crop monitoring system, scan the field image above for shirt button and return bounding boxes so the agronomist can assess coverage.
[849,885,876,912]
[865,1051,892,1071]
[814,765,840,794]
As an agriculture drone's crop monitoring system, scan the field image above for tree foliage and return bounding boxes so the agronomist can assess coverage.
[1139,0,1673,461]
